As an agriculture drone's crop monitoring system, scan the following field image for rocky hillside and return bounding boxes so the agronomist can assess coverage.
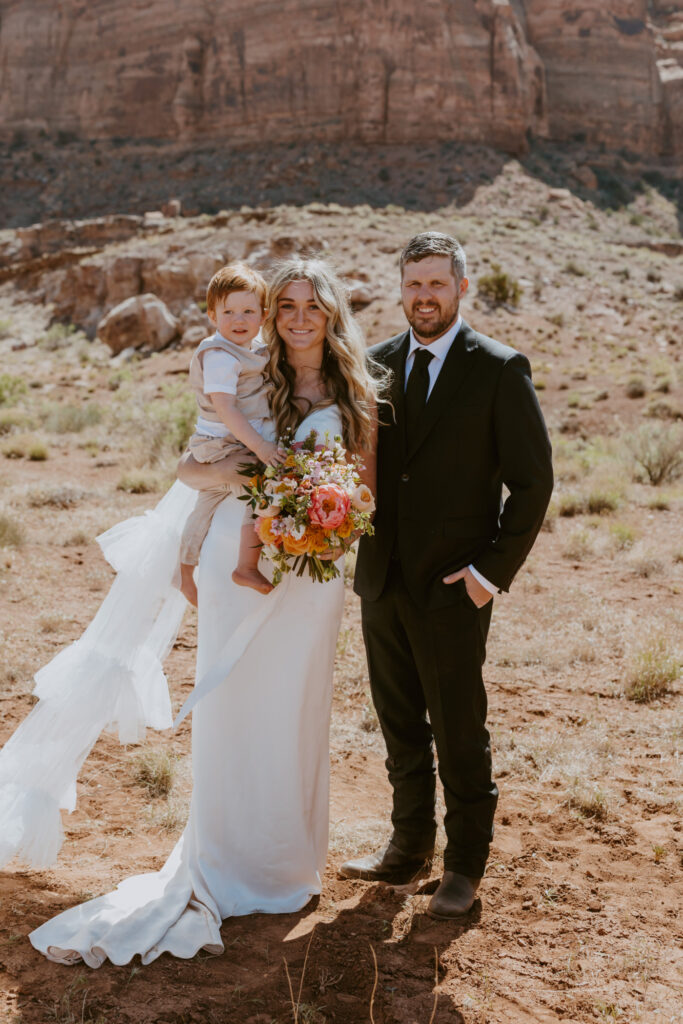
[1,0,682,159]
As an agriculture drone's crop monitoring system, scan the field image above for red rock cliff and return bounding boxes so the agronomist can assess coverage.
[0,0,681,157]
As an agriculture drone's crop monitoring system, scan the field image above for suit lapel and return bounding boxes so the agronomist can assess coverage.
[405,321,479,461]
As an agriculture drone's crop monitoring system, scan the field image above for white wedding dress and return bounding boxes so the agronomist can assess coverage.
[19,406,345,966]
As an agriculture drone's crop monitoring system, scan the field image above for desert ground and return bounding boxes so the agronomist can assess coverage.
[0,160,681,1023]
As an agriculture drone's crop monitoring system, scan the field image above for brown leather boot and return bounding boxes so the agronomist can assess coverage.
[427,871,481,918]
[338,839,434,884]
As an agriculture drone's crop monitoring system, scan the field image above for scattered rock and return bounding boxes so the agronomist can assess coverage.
[572,165,598,190]
[347,281,375,310]
[181,325,207,348]
[97,293,179,354]
[161,198,182,218]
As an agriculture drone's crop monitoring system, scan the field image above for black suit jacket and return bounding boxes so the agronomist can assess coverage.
[354,321,554,608]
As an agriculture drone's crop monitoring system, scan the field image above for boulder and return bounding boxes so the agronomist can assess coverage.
[97,294,179,354]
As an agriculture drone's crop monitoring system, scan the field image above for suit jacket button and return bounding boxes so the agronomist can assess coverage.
[401,473,410,482]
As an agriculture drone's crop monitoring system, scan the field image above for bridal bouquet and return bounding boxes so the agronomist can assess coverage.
[239,430,375,584]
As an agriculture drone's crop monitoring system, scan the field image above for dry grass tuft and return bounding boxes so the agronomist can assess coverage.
[624,637,679,703]
[27,485,86,509]
[0,408,28,434]
[627,552,664,578]
[609,522,636,551]
[625,375,646,399]
[562,527,593,561]
[116,471,160,494]
[0,511,24,548]
[568,782,611,821]
[133,747,177,798]
[39,614,68,634]
[145,793,188,832]
[63,529,90,547]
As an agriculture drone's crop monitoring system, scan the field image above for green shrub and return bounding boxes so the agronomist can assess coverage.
[0,374,27,407]
[477,264,522,307]
[626,423,682,485]
[42,402,103,434]
[38,322,80,351]
[149,383,196,457]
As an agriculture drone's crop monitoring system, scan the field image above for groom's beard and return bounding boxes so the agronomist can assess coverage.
[404,296,460,340]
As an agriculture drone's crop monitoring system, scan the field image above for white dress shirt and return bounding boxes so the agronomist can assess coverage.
[405,318,498,597]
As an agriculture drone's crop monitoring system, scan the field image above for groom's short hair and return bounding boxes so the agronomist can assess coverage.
[400,233,467,282]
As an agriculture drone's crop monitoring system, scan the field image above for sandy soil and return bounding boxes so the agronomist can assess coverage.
[0,170,681,1023]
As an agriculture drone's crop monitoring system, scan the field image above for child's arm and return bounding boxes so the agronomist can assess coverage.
[208,392,284,465]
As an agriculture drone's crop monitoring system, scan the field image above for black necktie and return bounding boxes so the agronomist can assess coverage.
[405,348,433,434]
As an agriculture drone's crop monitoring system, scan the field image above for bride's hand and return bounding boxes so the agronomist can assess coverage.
[317,545,345,562]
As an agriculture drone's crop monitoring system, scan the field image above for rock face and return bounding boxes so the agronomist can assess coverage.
[0,0,545,153]
[523,0,683,157]
[1,1,681,159]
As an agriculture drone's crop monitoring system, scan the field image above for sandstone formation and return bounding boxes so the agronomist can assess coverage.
[2,1,682,158]
[1,0,541,154]
[97,294,179,354]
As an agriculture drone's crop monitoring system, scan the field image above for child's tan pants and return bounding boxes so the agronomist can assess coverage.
[180,442,254,566]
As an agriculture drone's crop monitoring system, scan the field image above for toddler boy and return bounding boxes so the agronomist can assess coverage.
[178,263,282,605]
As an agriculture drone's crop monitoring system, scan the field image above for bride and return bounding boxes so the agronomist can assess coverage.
[0,257,379,966]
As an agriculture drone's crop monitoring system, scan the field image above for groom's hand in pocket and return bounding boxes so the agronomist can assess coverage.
[442,566,493,608]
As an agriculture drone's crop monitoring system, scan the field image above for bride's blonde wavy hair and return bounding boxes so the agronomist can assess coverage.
[263,258,385,453]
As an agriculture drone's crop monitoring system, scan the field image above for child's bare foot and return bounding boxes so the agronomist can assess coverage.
[232,565,274,595]
[179,562,198,607]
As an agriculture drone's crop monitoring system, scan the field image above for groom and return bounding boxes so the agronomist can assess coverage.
[342,232,553,918]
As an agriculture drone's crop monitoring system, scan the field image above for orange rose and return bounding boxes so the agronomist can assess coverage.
[307,527,329,553]
[256,515,282,547]
[249,474,263,489]
[282,532,310,556]
[335,516,355,539]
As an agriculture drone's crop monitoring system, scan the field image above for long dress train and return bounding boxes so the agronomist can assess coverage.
[25,405,345,966]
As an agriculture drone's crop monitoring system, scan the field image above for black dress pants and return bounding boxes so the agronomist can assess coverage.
[361,562,498,878]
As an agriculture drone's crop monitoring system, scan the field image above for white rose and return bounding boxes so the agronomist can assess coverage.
[253,500,280,517]
[350,483,375,513]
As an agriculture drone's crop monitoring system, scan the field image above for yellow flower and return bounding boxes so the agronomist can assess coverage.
[307,527,329,553]
[282,532,310,556]
[336,516,355,539]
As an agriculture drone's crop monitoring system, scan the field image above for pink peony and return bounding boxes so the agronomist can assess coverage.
[308,483,350,530]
